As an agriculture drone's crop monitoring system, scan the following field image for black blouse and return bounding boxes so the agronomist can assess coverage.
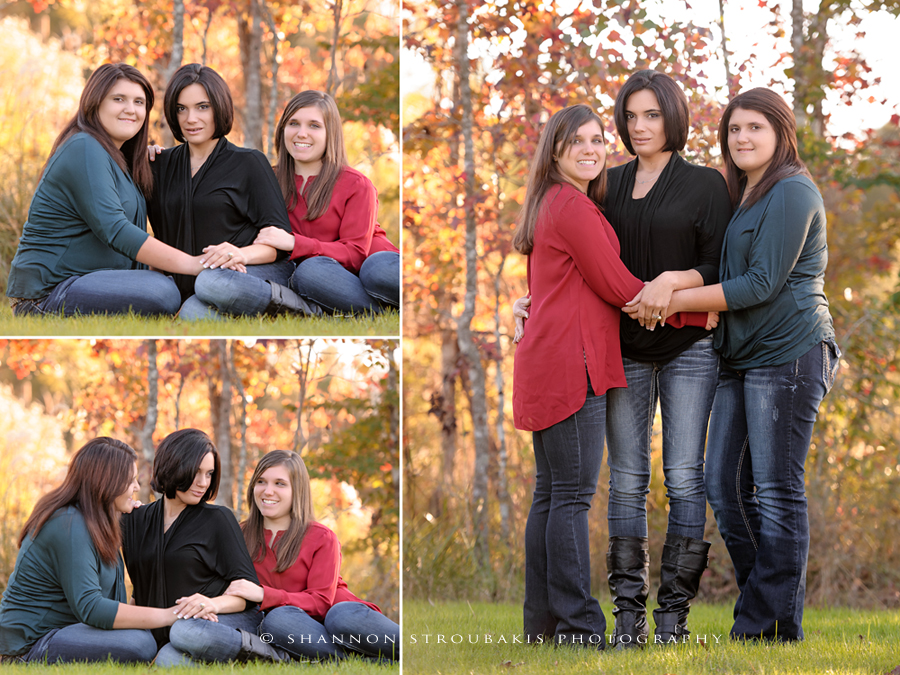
[604,152,732,361]
[121,500,259,646]
[148,137,293,302]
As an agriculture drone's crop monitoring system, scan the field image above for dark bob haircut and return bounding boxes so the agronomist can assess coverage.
[164,64,234,143]
[151,428,220,501]
[613,70,690,155]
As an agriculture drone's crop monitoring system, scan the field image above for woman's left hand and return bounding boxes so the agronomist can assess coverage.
[174,593,219,621]
[224,579,265,603]
[254,227,295,252]
[625,273,678,330]
[200,242,246,271]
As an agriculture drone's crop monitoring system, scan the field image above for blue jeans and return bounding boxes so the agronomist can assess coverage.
[179,259,296,320]
[523,380,607,647]
[705,340,839,642]
[18,623,157,663]
[154,609,262,666]
[13,270,181,317]
[290,252,400,314]
[324,601,400,661]
[606,336,719,539]
[259,605,344,661]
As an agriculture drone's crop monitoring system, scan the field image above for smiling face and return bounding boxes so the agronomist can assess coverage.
[173,451,215,507]
[97,78,147,149]
[176,83,217,149]
[727,107,778,187]
[624,88,667,160]
[113,462,141,514]
[283,106,328,175]
[556,119,606,193]
[253,464,293,530]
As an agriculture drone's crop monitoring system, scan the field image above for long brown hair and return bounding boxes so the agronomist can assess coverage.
[46,63,155,197]
[718,87,812,209]
[274,91,348,220]
[513,104,608,255]
[241,450,315,574]
[19,437,137,566]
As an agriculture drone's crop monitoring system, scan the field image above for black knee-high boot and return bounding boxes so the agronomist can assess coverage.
[607,536,650,649]
[652,534,711,644]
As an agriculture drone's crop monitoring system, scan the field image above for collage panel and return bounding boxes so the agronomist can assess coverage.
[0,338,399,668]
[402,0,899,672]
[0,0,399,337]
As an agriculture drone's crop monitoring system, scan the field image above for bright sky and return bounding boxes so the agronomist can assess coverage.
[402,0,900,137]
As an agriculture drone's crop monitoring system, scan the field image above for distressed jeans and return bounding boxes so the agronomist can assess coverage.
[705,339,840,641]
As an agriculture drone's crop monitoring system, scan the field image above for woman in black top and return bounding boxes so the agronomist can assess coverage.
[122,429,286,664]
[148,64,321,319]
[516,71,731,647]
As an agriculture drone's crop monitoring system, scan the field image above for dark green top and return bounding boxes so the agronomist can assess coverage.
[714,175,834,369]
[6,132,151,300]
[0,506,125,656]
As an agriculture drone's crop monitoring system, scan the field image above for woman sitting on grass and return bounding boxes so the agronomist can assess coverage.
[121,429,278,664]
[148,64,321,320]
[0,438,178,663]
[252,91,400,315]
[223,450,399,662]
[6,63,206,317]
[631,88,840,641]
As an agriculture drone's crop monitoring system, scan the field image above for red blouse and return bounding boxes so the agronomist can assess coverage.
[254,521,381,622]
[513,183,706,432]
[288,166,398,274]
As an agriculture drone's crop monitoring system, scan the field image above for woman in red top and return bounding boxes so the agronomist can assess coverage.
[512,105,711,647]
[253,91,399,315]
[224,451,398,662]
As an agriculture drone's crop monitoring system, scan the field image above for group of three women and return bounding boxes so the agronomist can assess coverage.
[513,71,838,647]
[0,431,399,664]
[6,63,399,319]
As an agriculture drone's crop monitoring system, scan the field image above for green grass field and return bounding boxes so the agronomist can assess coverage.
[403,600,900,674]
[0,304,399,337]
[1,657,397,674]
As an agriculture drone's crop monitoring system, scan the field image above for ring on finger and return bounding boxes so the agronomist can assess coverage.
[227,252,234,259]
[651,313,662,320]
[200,603,206,609]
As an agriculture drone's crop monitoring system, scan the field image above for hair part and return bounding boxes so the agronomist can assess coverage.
[241,450,315,573]
[164,64,234,144]
[45,63,155,197]
[151,428,220,502]
[717,87,812,209]
[274,90,348,220]
[613,70,690,156]
[19,437,137,566]
[513,104,608,255]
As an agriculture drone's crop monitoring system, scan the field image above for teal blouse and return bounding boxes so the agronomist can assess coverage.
[715,175,835,369]
[6,132,150,300]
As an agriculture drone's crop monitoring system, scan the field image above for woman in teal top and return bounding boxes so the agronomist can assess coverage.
[6,63,206,317]
[0,438,182,662]
[629,88,840,641]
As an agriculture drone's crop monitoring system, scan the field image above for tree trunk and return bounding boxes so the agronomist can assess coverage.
[492,263,510,546]
[718,0,734,98]
[428,329,459,517]
[790,0,809,128]
[211,340,234,510]
[157,0,184,148]
[238,0,264,150]
[326,0,343,96]
[138,340,159,503]
[454,0,491,572]
[230,341,249,515]
[293,340,313,454]
[260,0,282,161]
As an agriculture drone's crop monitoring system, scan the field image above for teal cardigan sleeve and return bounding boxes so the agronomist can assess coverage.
[44,509,122,629]
[53,135,150,258]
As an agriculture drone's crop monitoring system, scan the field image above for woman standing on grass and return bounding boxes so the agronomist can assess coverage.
[6,63,205,317]
[516,71,731,648]
[0,438,177,663]
[512,104,713,648]
[148,64,321,320]
[121,429,279,664]
[631,88,840,641]
[223,450,399,662]
[251,91,400,315]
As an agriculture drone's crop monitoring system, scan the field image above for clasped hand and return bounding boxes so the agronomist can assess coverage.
[200,242,247,273]
[173,593,218,621]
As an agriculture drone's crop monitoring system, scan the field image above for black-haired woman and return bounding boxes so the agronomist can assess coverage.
[0,438,178,663]
[7,63,206,317]
[121,429,278,664]
[148,64,320,319]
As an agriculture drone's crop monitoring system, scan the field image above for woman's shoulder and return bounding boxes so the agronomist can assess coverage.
[39,505,88,539]
[198,502,240,521]
[678,157,727,184]
[304,521,338,543]
[52,132,113,166]
[775,173,820,196]
[336,165,375,191]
